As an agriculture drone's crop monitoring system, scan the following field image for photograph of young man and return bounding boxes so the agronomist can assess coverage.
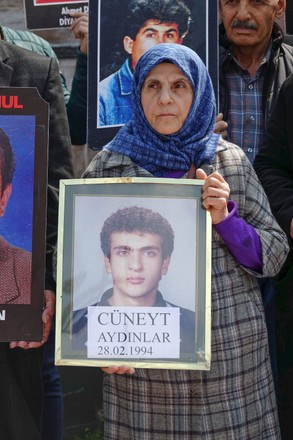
[0,127,31,305]
[72,206,195,355]
[98,0,191,126]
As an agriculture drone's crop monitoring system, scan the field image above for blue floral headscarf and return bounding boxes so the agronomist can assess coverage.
[106,43,219,176]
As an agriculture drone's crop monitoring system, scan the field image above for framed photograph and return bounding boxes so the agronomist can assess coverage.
[88,0,218,150]
[24,0,89,30]
[56,178,211,370]
[0,87,48,341]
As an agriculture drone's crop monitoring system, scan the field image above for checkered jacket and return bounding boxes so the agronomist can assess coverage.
[83,139,288,439]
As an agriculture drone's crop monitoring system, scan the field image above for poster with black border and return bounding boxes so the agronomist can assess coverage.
[55,178,212,370]
[88,0,218,150]
[24,0,89,30]
[0,87,48,342]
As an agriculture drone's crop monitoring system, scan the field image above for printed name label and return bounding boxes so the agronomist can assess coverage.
[87,306,180,359]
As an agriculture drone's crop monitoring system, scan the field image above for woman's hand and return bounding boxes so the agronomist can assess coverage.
[101,366,136,375]
[196,168,230,224]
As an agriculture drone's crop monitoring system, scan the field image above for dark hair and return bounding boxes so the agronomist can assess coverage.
[0,128,15,193]
[100,205,174,259]
[126,0,191,40]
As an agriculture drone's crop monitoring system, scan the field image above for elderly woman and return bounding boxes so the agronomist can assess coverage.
[84,44,288,439]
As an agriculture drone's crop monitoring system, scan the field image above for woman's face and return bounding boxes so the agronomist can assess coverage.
[141,62,194,135]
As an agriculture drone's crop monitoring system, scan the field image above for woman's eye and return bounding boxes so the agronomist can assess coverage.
[174,82,185,89]
[148,82,159,89]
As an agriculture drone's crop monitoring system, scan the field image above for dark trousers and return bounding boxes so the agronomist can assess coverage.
[274,260,293,440]
[258,277,278,393]
[0,344,43,440]
[42,326,63,440]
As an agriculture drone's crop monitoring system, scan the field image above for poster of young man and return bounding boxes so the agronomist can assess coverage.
[55,178,212,370]
[24,0,89,29]
[87,0,218,150]
[0,88,48,341]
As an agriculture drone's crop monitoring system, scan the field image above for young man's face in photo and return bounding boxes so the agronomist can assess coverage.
[104,230,170,306]
[124,20,183,70]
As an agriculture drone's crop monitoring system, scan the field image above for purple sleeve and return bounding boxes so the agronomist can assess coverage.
[213,200,263,273]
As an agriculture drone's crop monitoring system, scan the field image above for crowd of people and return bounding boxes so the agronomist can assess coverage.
[1,0,293,439]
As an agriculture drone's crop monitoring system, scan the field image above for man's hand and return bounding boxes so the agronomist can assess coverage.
[101,366,136,375]
[196,168,230,224]
[70,12,89,54]
[9,290,55,349]
[214,113,228,138]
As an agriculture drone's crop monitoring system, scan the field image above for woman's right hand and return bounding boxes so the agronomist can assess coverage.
[196,168,230,224]
[101,366,136,375]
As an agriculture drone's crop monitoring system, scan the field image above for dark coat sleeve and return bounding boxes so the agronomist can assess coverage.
[66,49,87,145]
[43,57,74,290]
[254,73,293,240]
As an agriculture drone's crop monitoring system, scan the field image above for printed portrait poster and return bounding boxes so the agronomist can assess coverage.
[56,179,211,370]
[24,0,89,30]
[87,0,218,150]
[0,88,48,342]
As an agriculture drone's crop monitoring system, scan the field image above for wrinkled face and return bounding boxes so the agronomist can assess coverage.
[124,20,182,70]
[104,231,170,306]
[141,62,194,135]
[219,0,286,50]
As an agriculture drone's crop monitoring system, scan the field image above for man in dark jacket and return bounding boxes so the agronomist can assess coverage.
[218,0,293,403]
[0,39,73,440]
[0,19,87,439]
[254,73,293,440]
[219,0,292,163]
[0,13,88,147]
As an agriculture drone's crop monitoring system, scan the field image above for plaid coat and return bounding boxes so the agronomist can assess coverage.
[84,139,288,439]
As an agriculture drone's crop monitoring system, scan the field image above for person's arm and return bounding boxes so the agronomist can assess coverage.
[213,200,262,272]
[67,12,88,145]
[254,75,293,240]
[45,58,74,292]
[196,169,262,272]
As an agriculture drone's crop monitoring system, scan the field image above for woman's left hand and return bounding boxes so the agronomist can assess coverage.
[196,168,230,224]
[101,366,136,375]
